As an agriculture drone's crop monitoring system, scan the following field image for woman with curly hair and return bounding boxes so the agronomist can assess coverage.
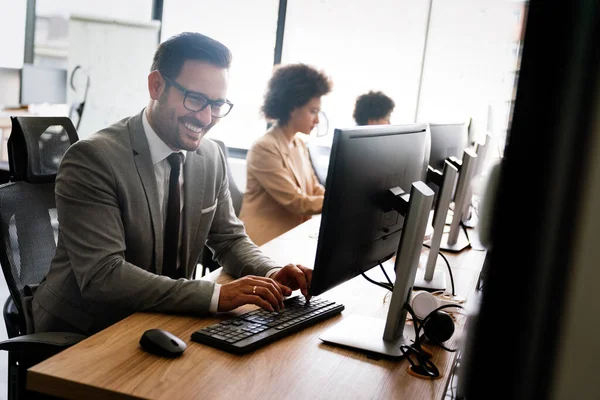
[239,64,332,245]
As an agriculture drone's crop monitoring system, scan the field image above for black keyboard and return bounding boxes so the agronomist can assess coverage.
[191,296,344,354]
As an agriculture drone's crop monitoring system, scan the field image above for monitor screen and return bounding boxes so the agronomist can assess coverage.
[20,64,67,105]
[429,122,469,171]
[310,123,430,296]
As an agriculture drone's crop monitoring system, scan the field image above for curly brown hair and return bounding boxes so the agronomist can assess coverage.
[262,64,332,126]
[353,91,395,126]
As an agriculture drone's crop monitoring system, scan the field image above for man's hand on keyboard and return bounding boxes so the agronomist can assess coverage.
[218,276,292,312]
[271,264,313,302]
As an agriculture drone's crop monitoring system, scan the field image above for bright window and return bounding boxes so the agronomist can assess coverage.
[281,0,431,145]
[417,0,527,156]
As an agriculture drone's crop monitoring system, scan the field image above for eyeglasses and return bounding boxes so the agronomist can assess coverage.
[161,73,234,118]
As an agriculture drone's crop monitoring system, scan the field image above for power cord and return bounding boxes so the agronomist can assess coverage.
[380,263,394,288]
[460,222,471,245]
[400,302,465,379]
[360,269,393,291]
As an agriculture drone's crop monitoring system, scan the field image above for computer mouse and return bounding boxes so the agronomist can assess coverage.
[139,328,187,357]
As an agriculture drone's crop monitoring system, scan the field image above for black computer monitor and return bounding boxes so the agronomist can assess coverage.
[310,123,431,297]
[20,64,67,105]
[310,124,434,357]
[428,122,469,171]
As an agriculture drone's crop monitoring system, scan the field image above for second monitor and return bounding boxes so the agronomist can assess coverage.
[428,122,470,171]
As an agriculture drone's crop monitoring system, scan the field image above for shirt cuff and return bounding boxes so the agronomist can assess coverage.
[209,283,221,313]
[266,268,281,278]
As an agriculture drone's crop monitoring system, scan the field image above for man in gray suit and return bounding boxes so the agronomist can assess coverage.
[32,32,312,335]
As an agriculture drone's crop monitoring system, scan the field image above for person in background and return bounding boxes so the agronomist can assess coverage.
[353,90,395,125]
[32,32,312,336]
[239,64,332,246]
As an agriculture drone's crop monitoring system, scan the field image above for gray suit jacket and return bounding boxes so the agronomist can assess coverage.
[33,110,278,334]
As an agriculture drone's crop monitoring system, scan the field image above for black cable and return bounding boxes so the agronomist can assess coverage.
[401,303,441,378]
[401,302,465,379]
[423,244,455,296]
[360,270,392,291]
[460,222,471,244]
[379,262,394,288]
[437,250,455,297]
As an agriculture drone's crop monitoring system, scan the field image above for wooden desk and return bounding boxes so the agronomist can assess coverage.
[27,217,486,399]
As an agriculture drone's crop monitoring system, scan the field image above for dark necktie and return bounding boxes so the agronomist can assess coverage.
[163,152,183,279]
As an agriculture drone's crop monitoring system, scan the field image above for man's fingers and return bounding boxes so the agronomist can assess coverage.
[250,285,282,311]
[244,294,275,312]
[250,276,284,296]
[247,277,286,310]
[291,266,309,291]
[274,281,292,296]
[296,265,313,300]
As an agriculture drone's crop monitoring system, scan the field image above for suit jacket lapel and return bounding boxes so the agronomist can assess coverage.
[181,149,205,275]
[128,111,164,274]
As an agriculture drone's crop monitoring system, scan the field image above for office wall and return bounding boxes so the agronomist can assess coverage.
[0,69,20,106]
[34,0,154,69]
[36,0,152,22]
[67,15,160,138]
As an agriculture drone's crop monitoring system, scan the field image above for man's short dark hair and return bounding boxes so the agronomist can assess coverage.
[353,91,395,126]
[262,64,332,126]
[151,32,232,78]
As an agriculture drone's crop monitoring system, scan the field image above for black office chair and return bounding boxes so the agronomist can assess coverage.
[307,143,331,186]
[0,117,86,400]
[200,139,245,277]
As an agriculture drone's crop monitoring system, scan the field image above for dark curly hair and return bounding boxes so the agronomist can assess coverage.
[262,64,332,126]
[151,32,232,78]
[353,91,395,126]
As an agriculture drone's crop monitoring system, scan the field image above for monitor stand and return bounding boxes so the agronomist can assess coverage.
[319,314,415,357]
[440,230,471,252]
[440,149,477,253]
[415,161,459,292]
[319,181,434,358]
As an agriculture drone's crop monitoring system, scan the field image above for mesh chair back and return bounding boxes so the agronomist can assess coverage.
[0,182,58,333]
[0,116,78,334]
[8,116,79,183]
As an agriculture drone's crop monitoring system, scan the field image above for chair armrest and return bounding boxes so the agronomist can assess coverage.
[0,332,86,352]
